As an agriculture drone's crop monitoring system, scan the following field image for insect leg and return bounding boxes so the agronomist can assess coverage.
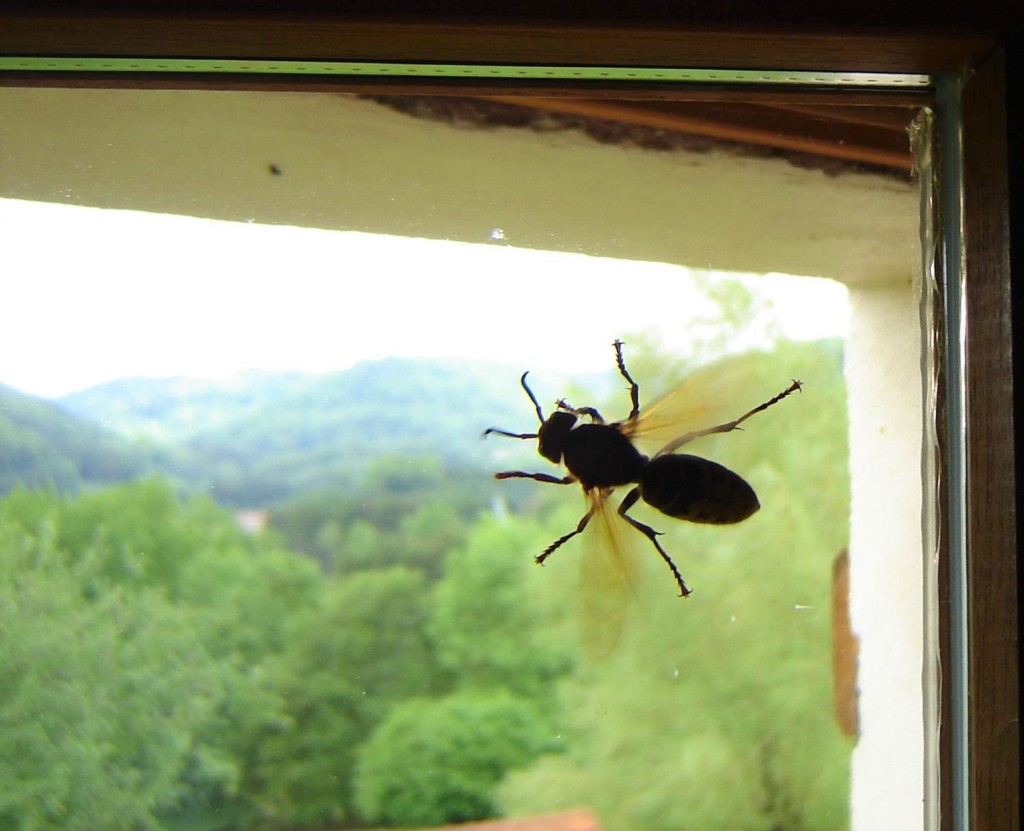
[613,339,641,422]
[618,487,692,597]
[483,428,539,440]
[495,471,576,485]
[732,379,803,427]
[536,505,595,565]
[557,399,605,423]
[653,378,803,457]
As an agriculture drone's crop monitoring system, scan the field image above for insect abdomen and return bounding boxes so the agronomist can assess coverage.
[640,454,759,524]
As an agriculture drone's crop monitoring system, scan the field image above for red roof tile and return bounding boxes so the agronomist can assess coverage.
[427,808,602,831]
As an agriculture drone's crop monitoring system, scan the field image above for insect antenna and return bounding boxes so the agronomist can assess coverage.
[482,371,546,439]
[519,372,547,425]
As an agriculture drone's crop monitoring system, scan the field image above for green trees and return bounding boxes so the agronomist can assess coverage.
[255,567,441,825]
[343,517,576,826]
[0,477,564,830]
[0,506,223,831]
[272,455,495,575]
[0,481,323,831]
[355,690,556,827]
[430,517,571,698]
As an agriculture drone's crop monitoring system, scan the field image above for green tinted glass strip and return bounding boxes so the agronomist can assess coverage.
[0,57,929,87]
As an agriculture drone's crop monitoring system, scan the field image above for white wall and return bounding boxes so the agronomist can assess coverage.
[846,278,927,831]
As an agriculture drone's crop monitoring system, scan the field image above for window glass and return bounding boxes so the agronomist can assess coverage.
[0,87,924,831]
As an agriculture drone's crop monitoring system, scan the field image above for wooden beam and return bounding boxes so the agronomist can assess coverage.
[485,96,916,169]
[0,15,994,74]
[960,46,1020,831]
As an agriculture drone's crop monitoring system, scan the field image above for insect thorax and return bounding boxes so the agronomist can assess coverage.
[561,423,646,490]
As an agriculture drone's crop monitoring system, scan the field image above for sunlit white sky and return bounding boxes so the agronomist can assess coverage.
[0,198,848,399]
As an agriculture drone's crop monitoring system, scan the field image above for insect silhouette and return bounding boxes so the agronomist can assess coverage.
[484,340,801,598]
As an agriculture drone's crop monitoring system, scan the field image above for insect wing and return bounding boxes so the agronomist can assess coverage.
[621,353,777,456]
[577,488,639,659]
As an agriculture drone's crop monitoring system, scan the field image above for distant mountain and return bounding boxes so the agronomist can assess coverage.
[2,358,607,507]
[4,346,841,509]
[58,371,313,441]
[0,383,161,494]
[174,358,546,504]
[51,358,580,506]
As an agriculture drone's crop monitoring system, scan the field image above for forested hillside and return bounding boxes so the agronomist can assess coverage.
[4,358,573,506]
[0,337,852,831]
[0,383,161,493]
[49,357,577,505]
[59,371,315,441]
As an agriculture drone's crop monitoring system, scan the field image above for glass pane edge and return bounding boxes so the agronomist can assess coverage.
[0,57,931,88]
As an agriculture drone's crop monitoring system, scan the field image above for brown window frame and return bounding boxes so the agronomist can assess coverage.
[1,11,1017,831]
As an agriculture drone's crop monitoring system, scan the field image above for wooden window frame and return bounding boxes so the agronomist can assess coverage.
[1,10,1017,831]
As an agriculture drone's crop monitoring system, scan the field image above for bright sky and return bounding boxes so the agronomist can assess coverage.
[0,198,849,399]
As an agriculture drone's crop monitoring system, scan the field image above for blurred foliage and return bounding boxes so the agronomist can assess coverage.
[0,526,223,831]
[497,337,851,831]
[0,480,323,831]
[0,328,852,831]
[430,516,573,700]
[354,690,558,827]
[254,567,443,826]
[271,455,500,577]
